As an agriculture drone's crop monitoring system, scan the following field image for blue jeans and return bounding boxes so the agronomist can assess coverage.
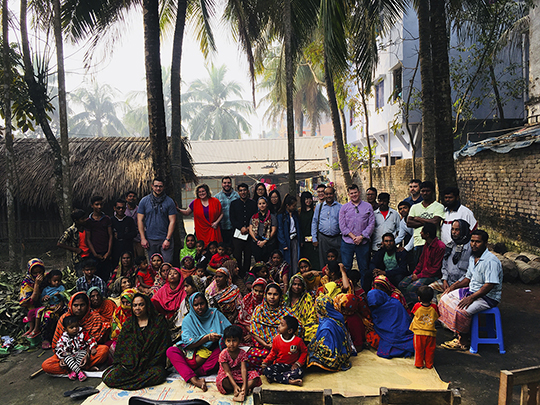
[341,240,371,290]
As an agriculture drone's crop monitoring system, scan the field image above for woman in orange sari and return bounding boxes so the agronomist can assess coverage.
[178,184,222,245]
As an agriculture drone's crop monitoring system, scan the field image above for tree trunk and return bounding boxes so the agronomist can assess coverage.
[360,83,373,188]
[296,110,304,138]
[3,0,17,271]
[416,0,435,182]
[284,0,296,196]
[143,0,171,189]
[20,0,65,224]
[430,0,457,190]
[339,108,347,144]
[52,0,72,227]
[170,0,188,258]
[324,56,352,188]
[489,64,505,121]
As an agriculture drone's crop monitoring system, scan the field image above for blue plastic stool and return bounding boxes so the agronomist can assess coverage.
[469,307,505,354]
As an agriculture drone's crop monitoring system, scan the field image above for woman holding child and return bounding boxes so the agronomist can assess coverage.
[248,283,298,368]
[103,293,171,390]
[167,292,231,391]
[178,184,223,245]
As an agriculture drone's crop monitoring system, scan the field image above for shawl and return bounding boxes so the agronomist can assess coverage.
[177,292,231,349]
[113,294,171,374]
[308,294,352,371]
[111,288,137,340]
[205,267,241,322]
[285,274,318,342]
[108,259,136,291]
[151,271,186,314]
[180,255,197,279]
[445,219,471,265]
[250,284,297,345]
[19,258,45,307]
[52,292,108,349]
[317,274,353,296]
[237,278,267,328]
[372,275,409,312]
[192,197,222,244]
[179,235,197,263]
[366,289,414,359]
[88,286,117,323]
[267,261,290,283]
[251,206,272,240]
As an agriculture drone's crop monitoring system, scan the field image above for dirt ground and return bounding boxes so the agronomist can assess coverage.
[1,238,539,404]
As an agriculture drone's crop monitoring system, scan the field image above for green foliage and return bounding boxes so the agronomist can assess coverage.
[330,143,379,174]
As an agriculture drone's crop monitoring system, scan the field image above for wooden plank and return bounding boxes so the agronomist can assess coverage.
[510,366,540,386]
[258,389,324,404]
[525,382,539,405]
[499,370,515,405]
[253,386,262,405]
[380,387,389,405]
[324,389,333,405]
[379,388,453,405]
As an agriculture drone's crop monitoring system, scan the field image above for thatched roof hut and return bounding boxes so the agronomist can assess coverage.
[0,137,197,210]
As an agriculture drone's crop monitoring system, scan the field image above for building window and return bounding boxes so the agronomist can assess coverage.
[375,80,384,109]
[393,67,402,101]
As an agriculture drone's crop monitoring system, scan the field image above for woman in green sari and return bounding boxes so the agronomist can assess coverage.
[103,293,171,390]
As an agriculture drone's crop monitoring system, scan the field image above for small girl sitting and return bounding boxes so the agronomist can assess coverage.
[55,315,98,381]
[245,262,270,290]
[135,256,155,294]
[217,325,261,402]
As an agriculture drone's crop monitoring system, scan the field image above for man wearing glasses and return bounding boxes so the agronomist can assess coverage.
[137,178,177,263]
[339,184,375,290]
[311,186,342,266]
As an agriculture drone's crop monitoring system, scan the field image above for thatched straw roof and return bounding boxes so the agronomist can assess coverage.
[0,137,197,209]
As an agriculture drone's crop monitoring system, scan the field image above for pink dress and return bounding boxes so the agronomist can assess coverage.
[216,348,261,394]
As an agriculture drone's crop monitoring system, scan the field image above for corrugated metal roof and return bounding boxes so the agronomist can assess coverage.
[189,137,329,177]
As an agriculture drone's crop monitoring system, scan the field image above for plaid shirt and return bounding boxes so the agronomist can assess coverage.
[58,223,82,265]
[76,275,107,296]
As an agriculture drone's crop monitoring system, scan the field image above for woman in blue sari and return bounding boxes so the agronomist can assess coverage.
[307,295,352,371]
[167,292,231,391]
[366,289,414,359]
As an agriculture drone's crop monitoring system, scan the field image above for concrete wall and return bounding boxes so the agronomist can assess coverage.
[354,145,540,254]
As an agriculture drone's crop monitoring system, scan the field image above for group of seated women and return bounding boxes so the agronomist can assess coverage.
[28,245,416,395]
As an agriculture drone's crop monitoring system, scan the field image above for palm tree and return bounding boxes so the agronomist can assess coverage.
[69,82,128,137]
[182,64,252,140]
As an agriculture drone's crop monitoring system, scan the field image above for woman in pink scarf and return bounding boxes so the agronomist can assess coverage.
[236,278,267,343]
[151,267,186,319]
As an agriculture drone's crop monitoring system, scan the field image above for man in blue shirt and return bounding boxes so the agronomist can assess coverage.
[311,186,342,267]
[215,176,240,246]
[137,178,177,263]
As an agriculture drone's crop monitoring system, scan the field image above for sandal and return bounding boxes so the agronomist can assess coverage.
[26,331,40,339]
[63,386,99,399]
[441,338,468,351]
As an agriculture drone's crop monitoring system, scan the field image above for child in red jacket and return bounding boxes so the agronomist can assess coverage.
[208,242,230,270]
[262,315,307,386]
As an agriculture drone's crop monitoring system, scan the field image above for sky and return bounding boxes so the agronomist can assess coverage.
[60,5,269,138]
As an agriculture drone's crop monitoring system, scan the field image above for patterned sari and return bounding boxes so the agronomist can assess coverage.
[285,274,318,343]
[308,295,352,371]
[103,294,171,390]
[373,275,410,314]
[236,278,267,336]
[111,288,137,340]
[205,267,241,324]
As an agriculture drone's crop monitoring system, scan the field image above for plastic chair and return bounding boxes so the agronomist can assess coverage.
[469,307,505,354]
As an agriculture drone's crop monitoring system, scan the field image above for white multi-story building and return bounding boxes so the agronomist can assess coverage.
[344,5,527,166]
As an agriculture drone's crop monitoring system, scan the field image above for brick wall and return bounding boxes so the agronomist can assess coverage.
[354,145,540,253]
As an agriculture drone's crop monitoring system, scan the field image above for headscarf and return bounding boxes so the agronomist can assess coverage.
[205,267,241,323]
[52,292,108,349]
[88,286,117,323]
[285,274,318,342]
[308,294,351,371]
[298,258,320,291]
[111,293,171,384]
[19,258,45,306]
[179,235,197,263]
[366,289,414,359]
[150,262,172,296]
[237,277,267,328]
[446,219,471,264]
[150,253,164,276]
[108,252,136,291]
[111,288,137,340]
[177,292,231,349]
[151,269,186,314]
[372,275,409,312]
[180,255,197,279]
[250,283,297,345]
